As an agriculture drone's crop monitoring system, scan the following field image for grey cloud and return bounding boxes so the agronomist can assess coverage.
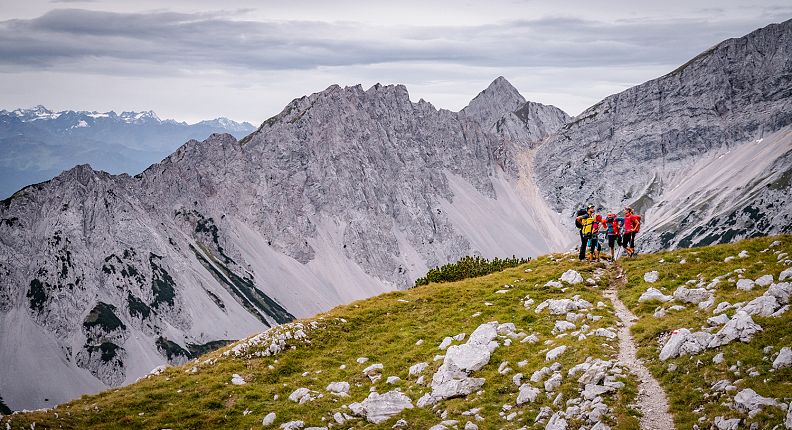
[0,8,786,74]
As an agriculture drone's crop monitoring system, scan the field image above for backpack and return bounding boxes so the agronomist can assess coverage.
[607,216,620,235]
[633,215,642,233]
[574,209,586,229]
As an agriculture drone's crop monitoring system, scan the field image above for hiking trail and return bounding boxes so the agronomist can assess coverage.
[604,263,676,430]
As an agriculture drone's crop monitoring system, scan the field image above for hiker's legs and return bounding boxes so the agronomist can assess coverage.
[608,235,616,259]
[624,232,635,255]
[622,233,631,255]
[579,232,587,260]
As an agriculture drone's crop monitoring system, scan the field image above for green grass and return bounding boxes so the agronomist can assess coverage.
[618,234,792,429]
[1,255,630,429]
[4,235,790,430]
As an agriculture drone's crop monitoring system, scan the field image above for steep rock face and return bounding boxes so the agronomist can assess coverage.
[533,19,792,248]
[462,76,570,149]
[0,81,567,409]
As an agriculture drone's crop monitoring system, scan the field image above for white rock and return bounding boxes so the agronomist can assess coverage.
[755,274,774,287]
[659,328,713,360]
[545,280,563,288]
[416,393,436,408]
[409,362,429,377]
[713,301,732,314]
[736,279,755,291]
[780,268,792,281]
[644,271,660,283]
[453,333,466,341]
[231,374,246,385]
[262,412,276,426]
[732,388,784,414]
[767,282,792,304]
[773,347,792,369]
[673,286,712,304]
[638,287,673,302]
[445,344,490,372]
[773,304,790,317]
[593,328,617,339]
[356,357,369,364]
[289,388,316,404]
[522,334,539,344]
[348,390,414,424]
[332,412,346,424]
[429,362,485,400]
[416,339,424,346]
[724,256,735,263]
[516,384,540,404]
[698,296,715,310]
[386,376,401,384]
[326,381,350,395]
[439,337,453,350]
[561,270,584,285]
[544,373,563,392]
[786,401,792,429]
[468,322,498,346]
[714,416,740,430]
[546,345,568,361]
[553,320,576,333]
[707,314,730,326]
[280,421,304,430]
[741,295,781,316]
[363,363,384,382]
[497,322,517,335]
[545,412,568,430]
[581,383,614,400]
[738,250,749,258]
[536,298,593,315]
[708,311,763,348]
[512,373,523,386]
[464,422,479,430]
[531,366,552,382]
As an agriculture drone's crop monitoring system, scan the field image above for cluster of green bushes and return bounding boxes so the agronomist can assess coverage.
[413,255,529,287]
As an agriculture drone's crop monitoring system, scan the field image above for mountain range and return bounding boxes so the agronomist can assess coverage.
[0,18,791,411]
[0,106,255,198]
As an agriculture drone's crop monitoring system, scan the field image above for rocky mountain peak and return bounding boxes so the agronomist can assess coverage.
[460,76,526,127]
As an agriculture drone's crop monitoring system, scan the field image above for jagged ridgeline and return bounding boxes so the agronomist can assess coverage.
[1,18,792,413]
[414,255,530,287]
[0,65,568,408]
[3,235,790,429]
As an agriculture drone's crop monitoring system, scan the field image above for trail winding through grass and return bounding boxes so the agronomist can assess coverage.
[605,264,676,430]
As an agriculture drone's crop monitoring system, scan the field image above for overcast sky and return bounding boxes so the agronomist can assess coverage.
[1,1,790,124]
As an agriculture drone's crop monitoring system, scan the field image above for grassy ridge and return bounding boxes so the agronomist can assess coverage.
[1,255,634,429]
[618,235,792,429]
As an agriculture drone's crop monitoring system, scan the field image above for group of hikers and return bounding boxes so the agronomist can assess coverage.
[575,204,642,261]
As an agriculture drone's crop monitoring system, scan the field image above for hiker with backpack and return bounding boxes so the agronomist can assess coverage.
[604,212,624,260]
[622,206,641,257]
[575,204,596,261]
[587,214,605,261]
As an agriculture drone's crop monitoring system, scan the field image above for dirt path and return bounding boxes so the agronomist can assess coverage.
[604,264,676,430]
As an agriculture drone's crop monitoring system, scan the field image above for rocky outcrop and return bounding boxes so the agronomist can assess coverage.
[348,390,413,424]
[0,79,567,409]
[533,19,792,249]
[461,76,569,150]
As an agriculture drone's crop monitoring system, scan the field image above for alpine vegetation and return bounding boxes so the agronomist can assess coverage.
[0,16,791,426]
